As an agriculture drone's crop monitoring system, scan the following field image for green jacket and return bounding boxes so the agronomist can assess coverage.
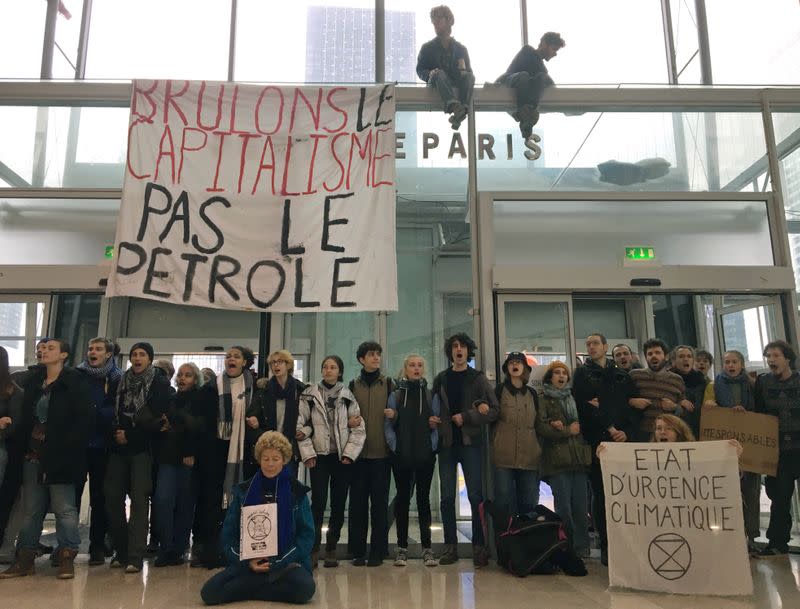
[535,393,592,476]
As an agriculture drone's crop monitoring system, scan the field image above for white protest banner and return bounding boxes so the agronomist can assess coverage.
[106,81,397,312]
[600,441,753,596]
[240,502,278,560]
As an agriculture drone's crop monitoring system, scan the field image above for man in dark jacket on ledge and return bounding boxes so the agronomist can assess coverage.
[432,333,498,567]
[416,5,475,130]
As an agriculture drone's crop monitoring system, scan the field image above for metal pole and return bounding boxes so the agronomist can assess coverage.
[375,0,385,82]
[520,0,528,47]
[258,312,270,378]
[74,0,94,79]
[228,0,238,81]
[41,0,59,79]
[660,0,679,84]
[694,0,713,85]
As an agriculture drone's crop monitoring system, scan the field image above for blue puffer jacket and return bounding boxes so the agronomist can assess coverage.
[220,475,315,574]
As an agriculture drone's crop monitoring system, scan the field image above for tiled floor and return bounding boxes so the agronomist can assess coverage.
[1,553,798,608]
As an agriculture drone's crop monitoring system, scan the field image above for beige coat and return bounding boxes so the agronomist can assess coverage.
[491,383,542,470]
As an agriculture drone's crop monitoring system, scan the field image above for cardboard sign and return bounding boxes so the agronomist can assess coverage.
[240,502,278,560]
[699,408,779,476]
[106,80,397,312]
[600,441,753,596]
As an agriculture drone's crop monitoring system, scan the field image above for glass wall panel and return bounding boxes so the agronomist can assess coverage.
[652,294,698,348]
[573,299,627,341]
[0,106,128,189]
[0,300,48,368]
[126,299,260,339]
[0,0,46,78]
[387,0,521,84]
[53,293,102,364]
[493,200,773,267]
[526,0,667,84]
[52,1,84,78]
[0,198,118,265]
[474,110,767,192]
[85,0,229,79]
[669,0,702,84]
[706,0,800,85]
[236,0,375,82]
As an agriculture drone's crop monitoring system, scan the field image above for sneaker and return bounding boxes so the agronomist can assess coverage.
[153,554,171,568]
[438,544,458,565]
[422,548,438,567]
[110,554,126,569]
[394,547,408,567]
[366,554,383,567]
[472,545,489,568]
[351,556,366,567]
[757,545,788,558]
[125,560,143,573]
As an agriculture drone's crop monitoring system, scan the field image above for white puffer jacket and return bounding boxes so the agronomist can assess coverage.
[297,382,365,463]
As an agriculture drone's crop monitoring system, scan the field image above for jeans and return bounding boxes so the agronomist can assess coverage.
[348,457,390,558]
[438,444,485,546]
[497,71,553,112]
[105,451,152,561]
[0,443,22,542]
[493,467,540,516]
[548,471,590,554]
[427,70,475,113]
[201,564,315,605]
[17,460,80,551]
[393,457,436,548]
[78,446,109,554]
[309,453,353,551]
[764,454,800,548]
[155,463,195,556]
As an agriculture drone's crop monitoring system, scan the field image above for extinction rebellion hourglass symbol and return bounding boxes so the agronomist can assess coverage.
[648,533,692,580]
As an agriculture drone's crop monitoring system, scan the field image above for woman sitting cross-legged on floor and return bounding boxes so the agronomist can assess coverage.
[200,431,315,606]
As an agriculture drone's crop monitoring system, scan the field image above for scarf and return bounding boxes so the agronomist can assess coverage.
[360,368,381,386]
[77,358,123,383]
[117,365,156,421]
[543,382,578,422]
[264,375,300,440]
[320,381,343,407]
[219,370,254,507]
[243,466,294,558]
[714,371,754,410]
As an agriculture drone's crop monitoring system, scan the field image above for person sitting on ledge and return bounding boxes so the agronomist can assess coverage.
[416,5,475,131]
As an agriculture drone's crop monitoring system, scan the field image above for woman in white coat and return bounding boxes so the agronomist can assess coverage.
[296,355,364,568]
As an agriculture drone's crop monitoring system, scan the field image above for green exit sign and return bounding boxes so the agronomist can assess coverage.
[104,245,114,259]
[625,246,655,260]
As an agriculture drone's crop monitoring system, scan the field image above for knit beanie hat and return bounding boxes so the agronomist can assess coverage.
[130,342,155,363]
[545,360,570,378]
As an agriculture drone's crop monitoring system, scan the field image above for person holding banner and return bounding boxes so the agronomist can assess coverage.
[200,431,315,605]
[755,340,800,558]
[536,361,592,557]
[702,350,761,554]
[416,5,475,130]
[296,356,365,568]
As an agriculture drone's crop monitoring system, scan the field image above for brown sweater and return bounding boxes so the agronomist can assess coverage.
[629,367,685,436]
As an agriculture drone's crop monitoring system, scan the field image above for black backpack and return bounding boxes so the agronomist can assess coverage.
[481,501,587,577]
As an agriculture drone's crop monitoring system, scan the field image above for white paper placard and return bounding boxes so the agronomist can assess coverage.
[240,502,278,560]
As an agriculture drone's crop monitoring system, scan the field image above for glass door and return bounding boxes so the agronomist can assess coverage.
[715,296,784,373]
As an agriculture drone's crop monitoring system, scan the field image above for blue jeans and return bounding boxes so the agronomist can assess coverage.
[548,471,590,554]
[438,445,484,546]
[17,460,80,551]
[493,467,540,516]
[155,463,195,556]
[427,70,475,113]
[201,564,316,605]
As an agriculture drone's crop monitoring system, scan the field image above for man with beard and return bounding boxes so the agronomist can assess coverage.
[669,345,707,438]
[573,333,636,566]
[755,340,800,557]
[629,338,686,441]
